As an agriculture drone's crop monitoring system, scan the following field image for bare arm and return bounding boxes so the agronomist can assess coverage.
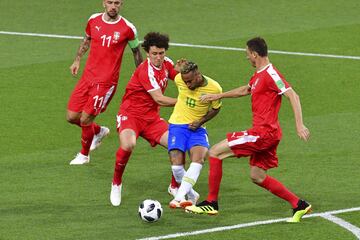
[69,35,91,76]
[174,58,187,72]
[131,46,143,67]
[189,107,221,131]
[200,85,251,102]
[148,89,177,106]
[284,88,310,141]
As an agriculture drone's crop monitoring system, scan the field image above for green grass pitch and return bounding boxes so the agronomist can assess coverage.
[0,0,359,239]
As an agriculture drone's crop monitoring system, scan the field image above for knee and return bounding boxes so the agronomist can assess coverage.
[120,140,136,152]
[79,115,93,125]
[209,145,220,158]
[66,114,79,125]
[250,172,265,184]
[169,150,185,165]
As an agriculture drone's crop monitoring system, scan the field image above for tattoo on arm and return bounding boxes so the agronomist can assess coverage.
[131,47,143,67]
[75,35,91,61]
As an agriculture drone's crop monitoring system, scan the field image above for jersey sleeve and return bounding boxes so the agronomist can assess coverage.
[266,65,291,94]
[123,18,140,49]
[85,13,100,38]
[165,57,178,80]
[248,72,257,89]
[85,18,92,37]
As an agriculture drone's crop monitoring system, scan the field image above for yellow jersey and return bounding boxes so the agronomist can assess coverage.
[169,74,222,124]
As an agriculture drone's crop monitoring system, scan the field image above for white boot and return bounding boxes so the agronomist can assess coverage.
[69,153,89,165]
[110,184,122,206]
[90,126,110,151]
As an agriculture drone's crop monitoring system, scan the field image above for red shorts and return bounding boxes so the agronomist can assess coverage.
[67,78,117,116]
[116,112,168,147]
[226,128,280,170]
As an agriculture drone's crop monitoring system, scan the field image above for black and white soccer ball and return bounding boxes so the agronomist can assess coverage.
[138,199,163,222]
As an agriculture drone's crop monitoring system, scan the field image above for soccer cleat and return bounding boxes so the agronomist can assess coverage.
[167,184,178,197]
[187,189,200,205]
[185,200,219,215]
[169,199,193,209]
[110,184,122,207]
[69,153,90,165]
[287,199,312,223]
[90,126,110,151]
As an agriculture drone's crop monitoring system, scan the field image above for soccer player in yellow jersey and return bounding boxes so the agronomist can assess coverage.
[168,61,222,208]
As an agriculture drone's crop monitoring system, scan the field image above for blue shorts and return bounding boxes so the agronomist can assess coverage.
[168,124,209,152]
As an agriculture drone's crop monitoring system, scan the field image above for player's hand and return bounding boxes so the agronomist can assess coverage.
[297,124,310,141]
[70,60,80,76]
[189,121,201,131]
[174,58,187,72]
[200,94,220,103]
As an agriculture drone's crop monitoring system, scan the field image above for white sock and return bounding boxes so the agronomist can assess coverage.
[187,187,198,199]
[171,165,185,185]
[175,162,203,201]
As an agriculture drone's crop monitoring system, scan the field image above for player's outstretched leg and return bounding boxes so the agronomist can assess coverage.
[185,200,219,215]
[287,199,312,223]
[110,148,132,206]
[90,125,110,151]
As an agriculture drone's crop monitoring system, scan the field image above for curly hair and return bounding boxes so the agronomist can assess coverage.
[142,32,170,52]
[180,61,198,74]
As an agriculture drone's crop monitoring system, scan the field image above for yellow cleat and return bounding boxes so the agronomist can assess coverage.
[185,200,219,215]
[287,200,312,223]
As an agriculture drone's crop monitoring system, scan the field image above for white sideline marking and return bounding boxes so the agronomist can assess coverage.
[1,31,360,60]
[321,214,360,239]
[0,30,82,39]
[137,207,360,240]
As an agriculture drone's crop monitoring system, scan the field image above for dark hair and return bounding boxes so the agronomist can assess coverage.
[142,32,169,52]
[246,37,268,57]
[180,61,198,74]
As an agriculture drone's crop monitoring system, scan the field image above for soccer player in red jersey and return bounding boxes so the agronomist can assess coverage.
[110,32,185,206]
[66,0,143,165]
[186,37,312,223]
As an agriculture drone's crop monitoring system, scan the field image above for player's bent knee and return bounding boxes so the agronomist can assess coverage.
[120,141,136,152]
[209,147,221,158]
[250,173,265,184]
[169,150,184,165]
[66,115,79,125]
[80,115,94,126]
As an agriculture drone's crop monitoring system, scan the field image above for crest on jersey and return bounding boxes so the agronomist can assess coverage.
[113,32,120,41]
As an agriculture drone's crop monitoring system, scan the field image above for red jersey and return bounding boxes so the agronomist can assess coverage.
[82,13,138,85]
[249,64,291,139]
[119,57,178,119]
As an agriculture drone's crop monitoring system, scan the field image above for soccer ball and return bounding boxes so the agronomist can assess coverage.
[138,199,163,222]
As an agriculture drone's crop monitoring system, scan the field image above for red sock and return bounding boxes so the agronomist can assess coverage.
[258,175,299,208]
[92,123,101,135]
[80,124,94,156]
[171,175,180,188]
[112,148,132,185]
[207,156,223,202]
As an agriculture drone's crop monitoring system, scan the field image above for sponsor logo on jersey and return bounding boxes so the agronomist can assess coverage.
[95,26,101,31]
